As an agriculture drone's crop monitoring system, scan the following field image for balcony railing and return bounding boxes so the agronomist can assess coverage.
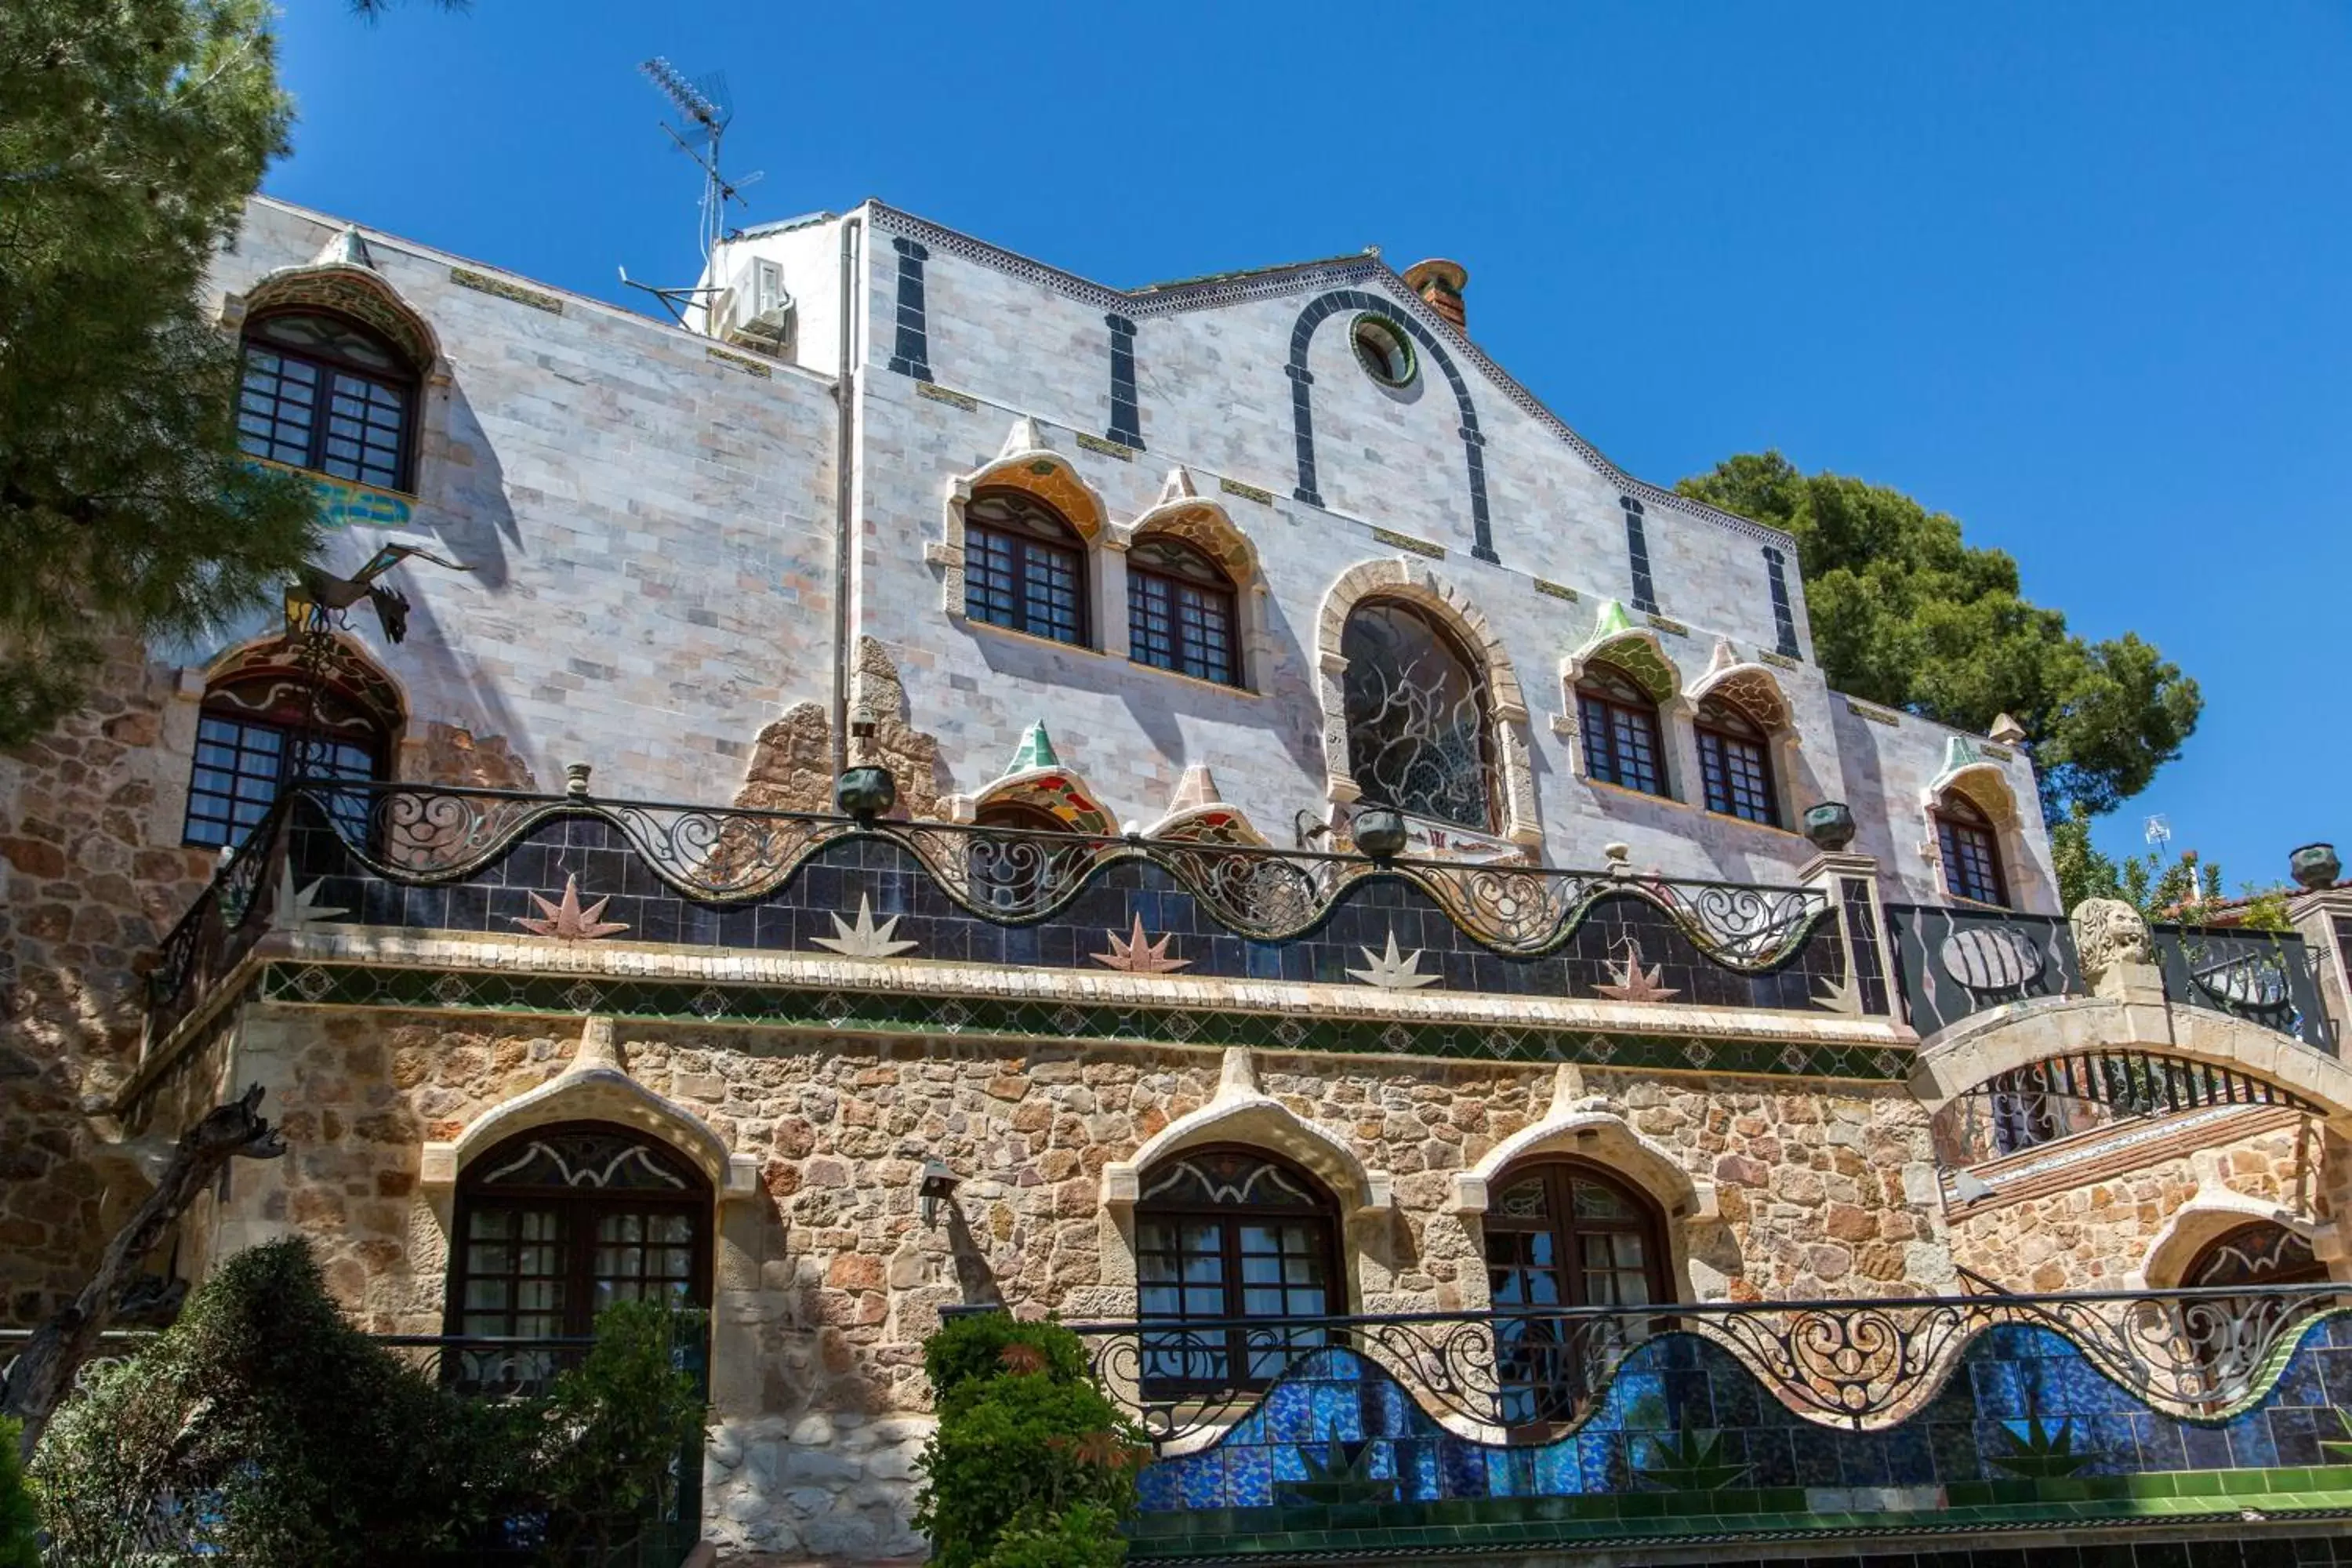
[145,780,1875,1054]
[1884,902,2334,1053]
[1069,1284,2352,1527]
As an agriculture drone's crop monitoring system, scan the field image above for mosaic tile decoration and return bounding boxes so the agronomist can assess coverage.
[281,814,1853,1018]
[1126,1317,2352,1558]
[249,960,1904,1080]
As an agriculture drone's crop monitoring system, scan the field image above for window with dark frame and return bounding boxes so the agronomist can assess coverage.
[182,673,390,849]
[1134,1148,1341,1396]
[1935,793,2009,906]
[1127,534,1240,687]
[237,312,417,492]
[445,1122,712,1390]
[1340,599,1497,831]
[1576,662,1668,798]
[964,489,1088,646]
[1481,1160,1669,1430]
[1695,695,1779,826]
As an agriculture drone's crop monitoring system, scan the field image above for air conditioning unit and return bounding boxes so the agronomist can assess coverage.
[717,256,794,354]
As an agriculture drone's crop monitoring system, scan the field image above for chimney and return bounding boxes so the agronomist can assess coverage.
[1403,259,1468,334]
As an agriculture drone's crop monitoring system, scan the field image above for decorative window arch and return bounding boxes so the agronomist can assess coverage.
[963,488,1089,646]
[1480,1156,1671,1429]
[183,636,402,849]
[937,419,1109,641]
[1934,788,2009,906]
[1314,558,1537,848]
[1576,659,1670,800]
[1134,1145,1343,1395]
[2184,1220,2327,1290]
[1694,689,1780,826]
[1341,597,1496,831]
[444,1120,713,1382]
[1126,532,1240,687]
[236,309,421,492]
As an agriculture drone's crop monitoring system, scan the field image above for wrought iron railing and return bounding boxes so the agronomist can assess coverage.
[1881,902,2082,1036]
[1069,1282,2349,1445]
[144,779,1849,1049]
[2153,920,2335,1052]
[1928,1050,2313,1171]
[1885,902,2335,1053]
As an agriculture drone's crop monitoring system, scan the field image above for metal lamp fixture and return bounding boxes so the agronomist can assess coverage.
[917,1158,960,1225]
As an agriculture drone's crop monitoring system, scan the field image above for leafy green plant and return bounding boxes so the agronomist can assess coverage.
[2052,803,2295,931]
[0,1420,38,1568]
[526,1298,709,1567]
[915,1316,1146,1568]
[29,1239,518,1567]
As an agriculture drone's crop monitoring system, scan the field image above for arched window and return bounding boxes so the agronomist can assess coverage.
[1483,1160,1669,1428]
[1341,599,1494,831]
[1695,691,1778,826]
[1576,660,1668,799]
[1935,792,2008,906]
[183,652,395,849]
[237,310,418,492]
[1134,1147,1341,1395]
[1127,534,1240,687]
[964,488,1087,646]
[2185,1221,2327,1290]
[445,1122,711,1385]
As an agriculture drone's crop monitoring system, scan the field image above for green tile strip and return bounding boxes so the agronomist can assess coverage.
[1125,1472,2352,1560]
[255,960,1906,1078]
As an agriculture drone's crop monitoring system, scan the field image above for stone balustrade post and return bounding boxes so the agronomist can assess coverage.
[2287,887,2352,1054]
[1799,850,1896,1019]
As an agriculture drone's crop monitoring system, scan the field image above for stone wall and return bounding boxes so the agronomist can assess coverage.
[1944,1114,2327,1290]
[201,1002,1951,1557]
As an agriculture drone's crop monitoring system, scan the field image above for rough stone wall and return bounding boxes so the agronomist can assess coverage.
[0,643,216,1322]
[734,637,946,818]
[203,1004,1947,1557]
[1945,1117,2323,1290]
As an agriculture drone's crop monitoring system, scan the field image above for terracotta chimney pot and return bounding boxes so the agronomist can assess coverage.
[1403,259,1469,333]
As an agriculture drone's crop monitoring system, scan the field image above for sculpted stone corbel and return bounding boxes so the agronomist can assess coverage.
[2071,898,2157,1000]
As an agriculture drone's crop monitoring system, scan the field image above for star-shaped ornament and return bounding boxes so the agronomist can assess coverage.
[1091,914,1190,974]
[1592,939,1679,1004]
[1347,929,1441,990]
[811,895,919,960]
[1812,975,1864,1015]
[274,859,347,928]
[514,874,630,942]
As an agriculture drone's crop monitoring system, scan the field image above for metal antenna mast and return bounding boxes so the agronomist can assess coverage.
[619,58,763,325]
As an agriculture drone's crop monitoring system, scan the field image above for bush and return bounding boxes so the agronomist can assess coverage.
[526,1298,708,1566]
[915,1316,1145,1568]
[29,1239,520,1567]
[0,1420,38,1568]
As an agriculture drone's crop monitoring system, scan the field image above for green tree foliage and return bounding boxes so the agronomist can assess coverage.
[30,1240,516,1566]
[1676,452,2200,819]
[28,1239,706,1567]
[916,1314,1148,1568]
[2049,804,2294,931]
[0,0,320,747]
[0,1420,38,1568]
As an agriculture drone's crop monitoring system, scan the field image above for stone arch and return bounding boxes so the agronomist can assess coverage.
[1315,556,1538,848]
[1287,289,1495,564]
[2138,1196,2325,1290]
[1909,995,2352,1131]
[1686,643,1804,827]
[420,1018,760,1204]
[1922,755,2034,906]
[198,630,408,737]
[935,419,1111,621]
[234,229,444,380]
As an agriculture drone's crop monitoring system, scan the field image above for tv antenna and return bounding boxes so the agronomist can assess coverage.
[617,57,763,325]
[2143,814,2172,855]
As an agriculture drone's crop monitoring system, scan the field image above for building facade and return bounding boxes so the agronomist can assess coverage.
[6,194,2352,1564]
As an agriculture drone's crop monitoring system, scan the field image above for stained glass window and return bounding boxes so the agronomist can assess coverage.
[1341,600,1494,830]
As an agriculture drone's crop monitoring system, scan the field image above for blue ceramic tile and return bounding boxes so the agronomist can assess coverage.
[2226,1414,2278,1468]
[1265,1381,1312,1443]
[1135,1465,1178,1512]
[2131,1411,2187,1472]
[1437,1439,1486,1499]
[1533,1437,1581,1495]
[1227,1445,1273,1508]
[2180,1421,2234,1470]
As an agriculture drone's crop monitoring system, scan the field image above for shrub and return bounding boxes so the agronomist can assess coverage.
[915,1316,1145,1568]
[30,1239,519,1567]
[525,1298,709,1566]
[0,1420,38,1568]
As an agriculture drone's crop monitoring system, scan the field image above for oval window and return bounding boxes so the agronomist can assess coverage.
[1350,314,1416,387]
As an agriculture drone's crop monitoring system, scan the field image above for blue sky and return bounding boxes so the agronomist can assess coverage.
[267,1,2352,887]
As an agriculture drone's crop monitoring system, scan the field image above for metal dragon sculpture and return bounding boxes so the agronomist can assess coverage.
[283,543,470,643]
